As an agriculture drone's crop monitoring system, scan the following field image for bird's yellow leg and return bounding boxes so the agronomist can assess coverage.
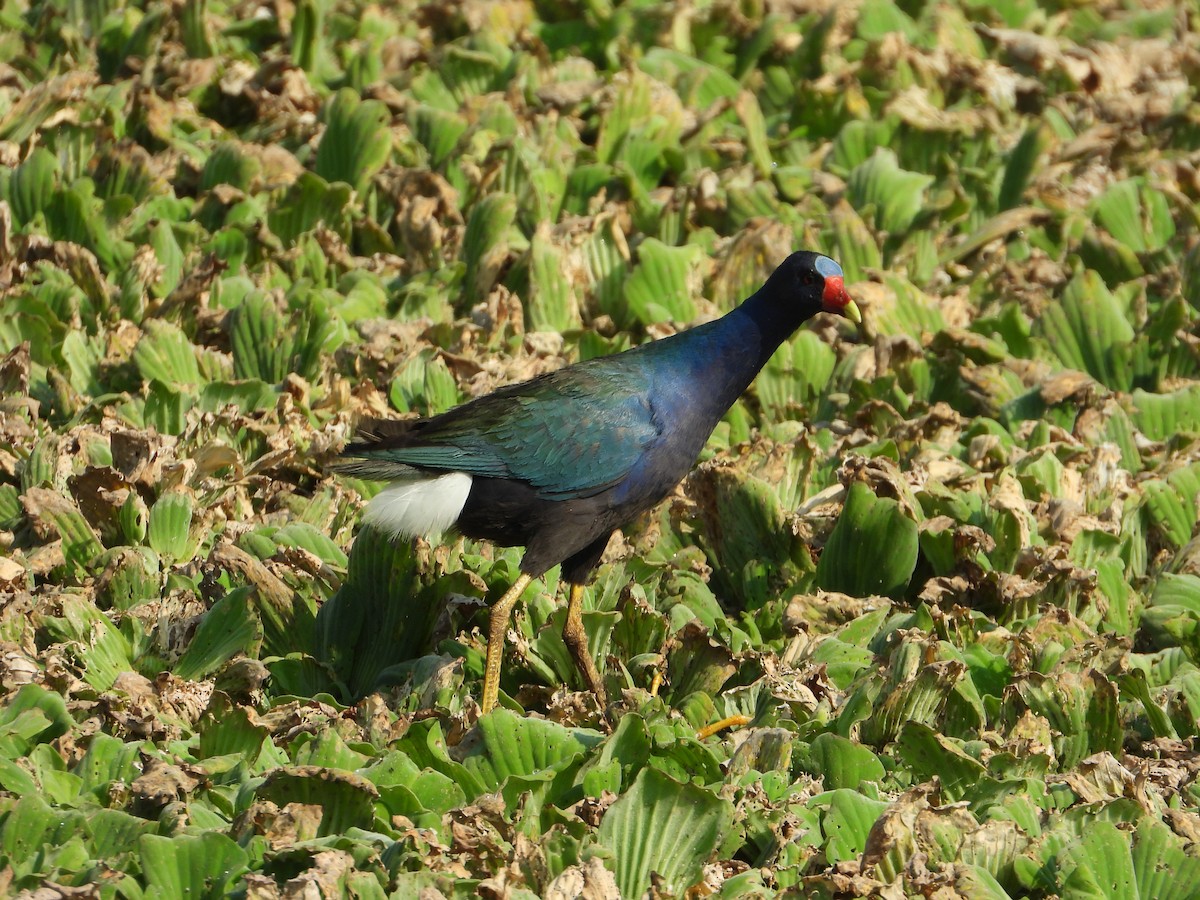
[562,583,608,709]
[481,573,533,714]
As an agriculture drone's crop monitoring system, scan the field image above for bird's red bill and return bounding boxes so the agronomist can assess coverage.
[822,275,860,321]
[822,276,845,308]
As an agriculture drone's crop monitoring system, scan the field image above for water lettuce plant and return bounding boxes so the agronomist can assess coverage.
[0,0,1197,896]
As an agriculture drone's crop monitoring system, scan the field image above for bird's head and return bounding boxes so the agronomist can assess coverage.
[771,251,862,325]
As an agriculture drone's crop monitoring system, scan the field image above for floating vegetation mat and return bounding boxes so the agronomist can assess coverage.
[1,0,1198,896]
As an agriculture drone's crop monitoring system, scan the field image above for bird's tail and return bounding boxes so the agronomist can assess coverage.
[330,417,427,480]
[326,458,423,481]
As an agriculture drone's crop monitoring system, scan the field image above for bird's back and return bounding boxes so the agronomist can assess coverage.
[340,321,745,503]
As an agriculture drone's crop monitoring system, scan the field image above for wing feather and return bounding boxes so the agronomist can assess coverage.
[339,362,661,498]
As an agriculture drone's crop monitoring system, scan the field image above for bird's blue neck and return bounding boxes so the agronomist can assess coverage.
[726,284,811,369]
[647,286,808,427]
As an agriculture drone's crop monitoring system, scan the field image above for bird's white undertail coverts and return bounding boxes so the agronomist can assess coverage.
[362,471,473,538]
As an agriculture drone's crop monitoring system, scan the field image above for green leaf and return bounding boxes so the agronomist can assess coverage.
[462,192,517,305]
[1093,179,1176,254]
[998,125,1045,210]
[147,491,194,563]
[60,329,104,395]
[687,466,795,610]
[409,104,468,169]
[173,587,263,681]
[148,220,184,298]
[394,719,489,800]
[527,603,618,695]
[273,522,348,567]
[267,172,352,246]
[198,379,277,414]
[7,147,59,227]
[315,88,392,192]
[829,199,882,284]
[864,274,945,338]
[1151,574,1200,612]
[291,728,371,769]
[846,148,933,235]
[289,293,340,382]
[143,381,193,435]
[140,831,249,899]
[757,330,837,416]
[856,0,919,42]
[735,91,773,179]
[75,732,145,795]
[88,808,156,862]
[816,482,919,598]
[623,238,704,328]
[389,350,462,416]
[1131,818,1200,900]
[34,493,104,580]
[290,0,319,70]
[0,684,72,759]
[583,218,630,319]
[440,42,510,102]
[831,120,895,174]
[42,597,134,691]
[638,48,741,107]
[0,794,85,870]
[896,721,986,801]
[806,732,885,790]
[253,766,379,836]
[582,713,652,796]
[1142,478,1195,549]
[811,638,877,691]
[1061,821,1135,900]
[459,708,596,792]
[134,320,203,387]
[526,229,578,332]
[0,484,21,531]
[811,789,889,864]
[1012,672,1118,770]
[1038,270,1135,390]
[598,767,734,900]
[314,529,444,699]
[1130,385,1200,440]
[201,142,259,192]
[365,748,466,816]
[98,546,160,610]
[596,73,653,166]
[229,291,289,382]
[1120,669,1177,739]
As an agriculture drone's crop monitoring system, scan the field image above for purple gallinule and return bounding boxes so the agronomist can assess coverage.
[337,251,860,713]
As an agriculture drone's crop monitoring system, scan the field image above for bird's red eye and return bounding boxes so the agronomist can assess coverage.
[802,273,815,285]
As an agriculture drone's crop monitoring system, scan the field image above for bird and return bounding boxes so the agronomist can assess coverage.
[335,251,860,715]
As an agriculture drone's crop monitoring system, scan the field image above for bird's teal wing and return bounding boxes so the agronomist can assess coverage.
[343,362,662,499]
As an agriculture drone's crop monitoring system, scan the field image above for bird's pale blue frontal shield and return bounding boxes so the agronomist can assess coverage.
[815,256,843,279]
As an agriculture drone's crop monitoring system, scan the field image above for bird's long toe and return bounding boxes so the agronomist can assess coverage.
[563,583,608,711]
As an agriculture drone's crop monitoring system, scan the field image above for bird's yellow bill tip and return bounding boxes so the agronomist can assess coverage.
[843,299,863,325]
